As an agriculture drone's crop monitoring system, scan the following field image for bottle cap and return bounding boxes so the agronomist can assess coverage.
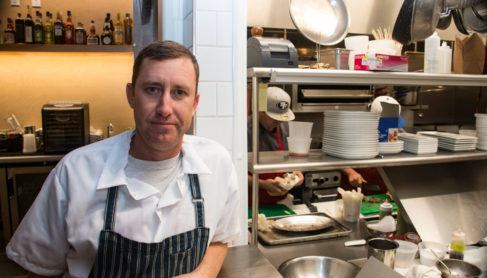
[453,228,465,239]
[380,200,393,209]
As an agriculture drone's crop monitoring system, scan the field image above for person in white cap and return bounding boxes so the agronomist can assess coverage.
[247,86,304,205]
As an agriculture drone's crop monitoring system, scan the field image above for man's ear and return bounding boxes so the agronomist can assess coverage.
[126,83,135,108]
[193,93,200,115]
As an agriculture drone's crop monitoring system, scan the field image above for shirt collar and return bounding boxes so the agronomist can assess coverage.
[95,131,212,202]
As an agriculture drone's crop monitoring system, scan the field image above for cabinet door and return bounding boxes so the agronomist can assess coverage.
[7,166,54,238]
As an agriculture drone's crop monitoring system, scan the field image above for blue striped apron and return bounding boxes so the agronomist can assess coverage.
[88,174,210,278]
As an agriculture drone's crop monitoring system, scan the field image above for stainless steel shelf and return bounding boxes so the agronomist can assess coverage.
[248,68,487,87]
[0,44,133,52]
[0,154,63,164]
[249,149,487,173]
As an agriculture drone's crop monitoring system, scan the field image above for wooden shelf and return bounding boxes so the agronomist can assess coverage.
[0,44,133,52]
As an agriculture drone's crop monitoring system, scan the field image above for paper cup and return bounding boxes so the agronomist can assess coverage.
[287,137,312,156]
[289,121,313,139]
[394,240,418,268]
[345,35,369,52]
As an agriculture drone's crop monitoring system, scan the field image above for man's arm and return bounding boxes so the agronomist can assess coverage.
[177,242,228,278]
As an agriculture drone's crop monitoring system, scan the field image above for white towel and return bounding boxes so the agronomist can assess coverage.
[406,265,442,278]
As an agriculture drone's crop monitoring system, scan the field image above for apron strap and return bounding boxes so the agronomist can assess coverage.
[103,186,119,230]
[189,174,205,228]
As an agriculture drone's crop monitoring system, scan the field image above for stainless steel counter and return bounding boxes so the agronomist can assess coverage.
[0,154,63,164]
[219,245,282,278]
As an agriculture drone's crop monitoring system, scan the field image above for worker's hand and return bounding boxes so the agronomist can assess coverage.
[285,171,305,186]
[261,179,288,196]
[347,171,367,187]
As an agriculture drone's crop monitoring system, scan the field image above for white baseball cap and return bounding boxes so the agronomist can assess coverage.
[265,87,295,122]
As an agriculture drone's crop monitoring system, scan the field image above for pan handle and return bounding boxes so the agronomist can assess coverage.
[452,9,470,34]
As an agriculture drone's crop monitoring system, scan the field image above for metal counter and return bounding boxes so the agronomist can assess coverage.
[219,245,282,278]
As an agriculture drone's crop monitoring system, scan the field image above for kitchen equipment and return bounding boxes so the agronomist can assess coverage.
[273,214,333,232]
[247,36,298,68]
[302,171,341,212]
[339,187,364,223]
[437,12,453,29]
[367,238,399,268]
[463,2,487,32]
[318,48,350,69]
[278,256,360,278]
[366,217,397,238]
[257,212,351,245]
[42,102,90,154]
[435,259,482,278]
[288,0,350,46]
[394,240,418,268]
[247,204,296,219]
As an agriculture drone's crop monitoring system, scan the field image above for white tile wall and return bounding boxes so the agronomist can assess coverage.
[217,12,233,46]
[183,0,193,17]
[196,117,233,150]
[196,0,232,12]
[195,11,217,45]
[196,46,232,82]
[196,82,217,116]
[217,82,233,116]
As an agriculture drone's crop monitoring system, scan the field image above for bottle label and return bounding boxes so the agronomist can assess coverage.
[5,33,15,44]
[25,26,33,42]
[65,29,72,39]
[55,26,63,36]
[102,36,111,45]
[75,31,84,44]
[86,36,99,45]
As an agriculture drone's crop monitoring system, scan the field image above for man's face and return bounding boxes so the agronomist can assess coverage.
[126,57,199,159]
[259,112,282,131]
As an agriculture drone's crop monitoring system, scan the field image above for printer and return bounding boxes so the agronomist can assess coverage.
[247,37,298,68]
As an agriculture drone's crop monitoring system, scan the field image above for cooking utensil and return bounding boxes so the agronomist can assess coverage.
[273,214,333,232]
[278,256,360,278]
[463,2,487,32]
[452,9,470,34]
[437,12,453,29]
[288,0,350,46]
[430,249,452,275]
[367,238,399,268]
[435,259,482,278]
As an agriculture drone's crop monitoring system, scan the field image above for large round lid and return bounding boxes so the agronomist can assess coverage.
[289,0,350,45]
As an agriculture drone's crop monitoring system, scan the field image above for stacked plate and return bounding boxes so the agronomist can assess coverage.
[378,140,404,154]
[418,131,477,152]
[476,113,487,150]
[398,133,438,154]
[322,110,379,159]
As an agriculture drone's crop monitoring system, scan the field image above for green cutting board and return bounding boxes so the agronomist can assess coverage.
[248,204,296,219]
[361,194,398,215]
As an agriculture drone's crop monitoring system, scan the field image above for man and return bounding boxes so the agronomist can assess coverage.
[7,41,240,277]
[247,87,304,205]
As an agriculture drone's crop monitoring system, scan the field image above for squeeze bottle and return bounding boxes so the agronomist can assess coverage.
[424,32,440,73]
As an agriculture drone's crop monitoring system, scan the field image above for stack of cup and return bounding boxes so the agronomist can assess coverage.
[338,187,364,222]
[344,35,369,70]
[288,121,313,156]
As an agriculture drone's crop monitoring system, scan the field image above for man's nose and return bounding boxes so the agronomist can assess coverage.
[155,91,173,117]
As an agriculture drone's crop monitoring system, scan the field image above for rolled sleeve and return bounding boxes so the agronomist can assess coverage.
[6,165,69,276]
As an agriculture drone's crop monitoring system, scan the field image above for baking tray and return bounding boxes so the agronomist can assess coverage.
[256,212,351,245]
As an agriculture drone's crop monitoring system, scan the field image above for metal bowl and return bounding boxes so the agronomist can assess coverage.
[435,259,482,278]
[278,256,360,278]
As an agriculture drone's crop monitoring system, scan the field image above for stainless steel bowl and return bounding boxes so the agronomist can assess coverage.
[435,259,482,278]
[278,256,360,278]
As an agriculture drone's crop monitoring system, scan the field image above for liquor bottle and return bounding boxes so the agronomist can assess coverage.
[24,6,34,43]
[44,12,54,44]
[0,19,4,44]
[100,15,113,45]
[64,10,74,44]
[54,12,64,44]
[123,13,133,45]
[4,18,16,44]
[107,13,114,33]
[33,11,44,44]
[15,13,25,43]
[114,13,124,45]
[74,22,86,45]
[86,20,100,45]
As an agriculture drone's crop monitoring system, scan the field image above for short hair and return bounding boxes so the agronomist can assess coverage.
[131,41,199,89]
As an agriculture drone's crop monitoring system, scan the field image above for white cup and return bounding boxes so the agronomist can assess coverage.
[345,35,369,52]
[289,121,313,139]
[22,133,37,154]
[394,240,418,268]
[342,195,363,222]
[418,241,447,266]
[287,137,312,156]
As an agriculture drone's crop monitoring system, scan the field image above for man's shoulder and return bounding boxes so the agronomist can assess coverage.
[183,135,230,159]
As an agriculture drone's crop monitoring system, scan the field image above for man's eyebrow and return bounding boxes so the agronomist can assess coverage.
[173,84,191,91]
[140,81,163,87]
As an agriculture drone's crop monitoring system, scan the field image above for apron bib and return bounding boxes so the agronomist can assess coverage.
[89,174,209,278]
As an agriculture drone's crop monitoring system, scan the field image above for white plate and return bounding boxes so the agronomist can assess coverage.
[323,149,379,159]
[272,215,333,232]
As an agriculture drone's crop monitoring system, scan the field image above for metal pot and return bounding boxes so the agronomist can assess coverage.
[278,256,360,278]
[367,238,399,268]
[436,259,482,278]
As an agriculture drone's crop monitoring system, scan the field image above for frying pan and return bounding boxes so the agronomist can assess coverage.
[289,0,350,45]
[437,12,453,29]
[462,2,487,32]
[452,9,470,34]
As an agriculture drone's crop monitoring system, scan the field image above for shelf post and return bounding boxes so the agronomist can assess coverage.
[250,75,260,245]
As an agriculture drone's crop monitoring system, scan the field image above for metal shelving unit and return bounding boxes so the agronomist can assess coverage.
[248,67,487,245]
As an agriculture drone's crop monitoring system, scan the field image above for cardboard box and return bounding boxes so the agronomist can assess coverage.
[355,54,409,72]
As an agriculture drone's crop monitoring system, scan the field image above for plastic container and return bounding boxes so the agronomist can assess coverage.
[394,240,418,268]
[287,137,312,156]
[418,241,448,266]
[288,121,313,139]
[424,32,440,73]
[379,200,393,220]
[22,133,37,153]
[437,42,452,74]
[450,228,465,260]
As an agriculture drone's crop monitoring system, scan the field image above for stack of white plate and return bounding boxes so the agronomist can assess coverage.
[418,131,477,151]
[398,133,438,154]
[378,140,404,154]
[476,113,487,150]
[322,110,379,159]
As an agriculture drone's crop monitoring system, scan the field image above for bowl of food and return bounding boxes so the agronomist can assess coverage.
[278,256,360,278]
[435,259,482,278]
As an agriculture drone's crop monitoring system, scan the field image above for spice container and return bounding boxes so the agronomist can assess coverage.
[319,48,350,69]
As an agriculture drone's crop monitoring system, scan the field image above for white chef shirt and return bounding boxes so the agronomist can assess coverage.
[6,130,241,277]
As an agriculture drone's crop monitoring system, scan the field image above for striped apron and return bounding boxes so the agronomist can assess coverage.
[88,174,210,278]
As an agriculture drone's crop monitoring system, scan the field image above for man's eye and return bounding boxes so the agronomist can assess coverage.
[145,87,161,95]
[173,89,187,98]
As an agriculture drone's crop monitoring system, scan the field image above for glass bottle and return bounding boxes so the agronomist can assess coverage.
[54,11,64,44]
[33,11,44,44]
[114,13,124,45]
[43,12,54,44]
[15,13,25,43]
[100,15,113,45]
[449,228,465,260]
[123,13,133,45]
[86,20,100,45]
[4,18,16,44]
[24,5,34,43]
[64,10,74,44]
[74,22,86,45]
